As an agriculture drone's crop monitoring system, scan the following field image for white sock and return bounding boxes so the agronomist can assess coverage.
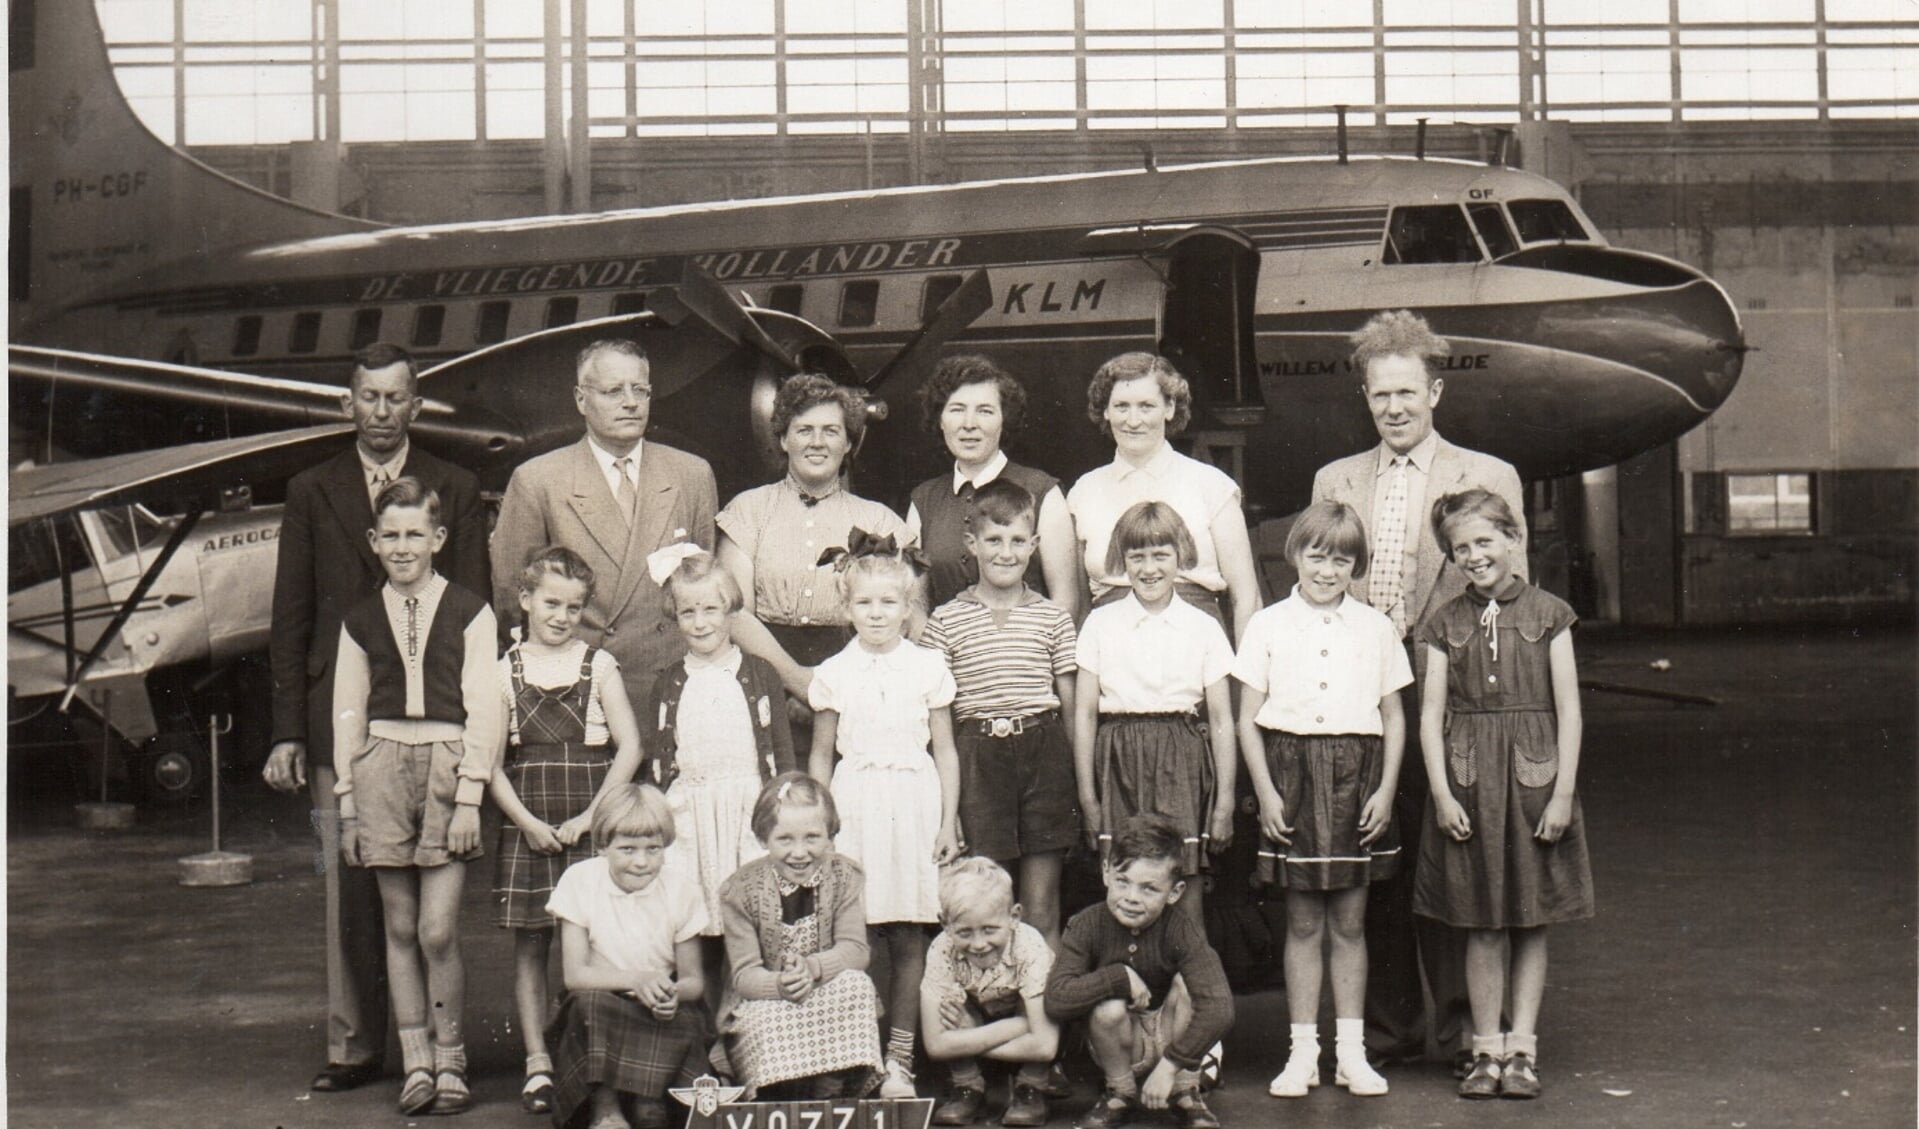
[1333,1017,1365,1051]
[1506,1032,1537,1060]
[1471,1033,1505,1062]
[1289,1023,1320,1059]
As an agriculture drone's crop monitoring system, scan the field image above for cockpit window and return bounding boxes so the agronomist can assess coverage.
[1468,203,1519,259]
[9,516,91,594]
[1508,199,1590,243]
[91,506,172,562]
[1383,205,1482,265]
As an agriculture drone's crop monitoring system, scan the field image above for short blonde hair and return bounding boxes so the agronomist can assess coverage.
[1285,500,1371,579]
[939,857,1016,922]
[591,783,675,851]
[837,551,917,604]
[663,550,744,614]
[750,771,841,841]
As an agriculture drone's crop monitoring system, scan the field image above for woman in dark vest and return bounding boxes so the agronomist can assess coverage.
[904,355,1080,617]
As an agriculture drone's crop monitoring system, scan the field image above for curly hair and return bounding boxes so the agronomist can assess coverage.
[773,373,866,450]
[1348,310,1449,386]
[919,354,1028,439]
[1085,352,1192,437]
[517,544,597,601]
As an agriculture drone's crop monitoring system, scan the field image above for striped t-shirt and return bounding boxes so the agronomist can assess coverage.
[923,587,1077,721]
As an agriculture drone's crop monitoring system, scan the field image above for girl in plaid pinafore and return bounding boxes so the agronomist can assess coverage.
[490,547,644,1114]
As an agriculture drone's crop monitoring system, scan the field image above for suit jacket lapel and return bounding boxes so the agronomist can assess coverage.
[318,449,380,576]
[1345,451,1379,605]
[566,438,631,567]
[607,441,678,618]
[1412,437,1461,624]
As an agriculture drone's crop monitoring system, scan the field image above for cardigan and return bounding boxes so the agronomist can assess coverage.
[719,854,869,1000]
[1044,901,1236,1071]
[644,650,796,788]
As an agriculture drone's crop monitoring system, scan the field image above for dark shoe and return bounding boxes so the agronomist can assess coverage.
[312,1062,381,1092]
[1499,1053,1540,1100]
[1457,1054,1502,1100]
[933,1085,987,1125]
[1169,1089,1220,1129]
[1451,1049,1476,1079]
[1042,1062,1074,1099]
[1074,1089,1139,1129]
[1001,1083,1049,1128]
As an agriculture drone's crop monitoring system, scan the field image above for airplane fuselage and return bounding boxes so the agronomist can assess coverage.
[22,156,1744,514]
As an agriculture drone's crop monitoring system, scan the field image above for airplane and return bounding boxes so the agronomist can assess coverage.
[9,0,1744,788]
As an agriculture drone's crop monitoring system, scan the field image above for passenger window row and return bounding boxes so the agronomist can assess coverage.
[222,274,967,360]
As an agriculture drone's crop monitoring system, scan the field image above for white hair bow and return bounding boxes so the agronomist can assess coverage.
[646,541,706,586]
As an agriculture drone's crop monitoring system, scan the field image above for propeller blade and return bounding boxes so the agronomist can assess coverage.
[647,266,803,371]
[869,268,993,390]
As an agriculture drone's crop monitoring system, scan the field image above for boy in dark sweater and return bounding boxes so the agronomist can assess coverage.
[333,477,501,1116]
[1046,816,1233,1129]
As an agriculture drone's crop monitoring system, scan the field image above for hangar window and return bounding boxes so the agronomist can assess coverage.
[475,300,511,344]
[232,315,263,357]
[1468,203,1519,259]
[612,291,650,316]
[921,274,963,324]
[288,311,322,354]
[1727,472,1815,535]
[839,280,880,328]
[1383,205,1482,265]
[412,304,446,347]
[766,284,804,315]
[544,296,579,328]
[1508,199,1590,243]
[349,307,383,350]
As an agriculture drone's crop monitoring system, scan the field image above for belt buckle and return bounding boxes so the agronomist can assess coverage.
[990,717,1016,739]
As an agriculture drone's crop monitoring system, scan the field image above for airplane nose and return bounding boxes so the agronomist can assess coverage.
[1502,245,1745,413]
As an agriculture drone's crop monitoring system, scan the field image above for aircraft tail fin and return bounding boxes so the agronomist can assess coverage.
[8,0,379,337]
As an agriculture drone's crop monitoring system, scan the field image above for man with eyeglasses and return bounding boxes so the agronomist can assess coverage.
[264,341,489,1095]
[490,338,718,708]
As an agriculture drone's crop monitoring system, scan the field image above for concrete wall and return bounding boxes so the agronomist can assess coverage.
[191,120,1919,626]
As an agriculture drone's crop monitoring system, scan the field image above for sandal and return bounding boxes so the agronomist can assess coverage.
[432,1067,472,1115]
[398,1068,438,1115]
[522,1071,555,1114]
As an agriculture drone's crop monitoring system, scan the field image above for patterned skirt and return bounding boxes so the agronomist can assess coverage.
[1095,714,1213,876]
[547,990,712,1121]
[494,743,612,929]
[724,917,882,1096]
[1254,730,1399,891]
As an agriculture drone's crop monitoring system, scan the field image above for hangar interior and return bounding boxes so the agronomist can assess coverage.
[99,0,1918,626]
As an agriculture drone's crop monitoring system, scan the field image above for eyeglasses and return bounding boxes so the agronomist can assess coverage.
[583,383,653,403]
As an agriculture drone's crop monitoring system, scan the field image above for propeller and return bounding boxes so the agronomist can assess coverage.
[866,268,994,392]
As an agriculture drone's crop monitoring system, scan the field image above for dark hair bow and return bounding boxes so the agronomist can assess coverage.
[816,527,930,574]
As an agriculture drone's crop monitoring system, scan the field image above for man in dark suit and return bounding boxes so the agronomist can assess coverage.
[261,342,489,1093]
[1312,310,1526,1074]
[489,338,717,709]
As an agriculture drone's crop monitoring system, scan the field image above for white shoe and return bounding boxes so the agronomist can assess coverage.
[1266,1055,1320,1098]
[880,1060,918,1099]
[1334,1055,1389,1097]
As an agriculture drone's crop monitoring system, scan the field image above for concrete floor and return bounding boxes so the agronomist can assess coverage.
[9,625,1915,1129]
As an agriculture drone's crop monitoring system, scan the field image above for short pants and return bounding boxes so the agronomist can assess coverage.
[955,712,1078,861]
[352,737,481,868]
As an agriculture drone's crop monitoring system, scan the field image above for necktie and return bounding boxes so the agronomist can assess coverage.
[615,457,637,525]
[404,597,419,658]
[368,468,391,507]
[1372,455,1411,637]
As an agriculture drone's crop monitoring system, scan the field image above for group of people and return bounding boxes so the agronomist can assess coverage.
[263,309,1593,1129]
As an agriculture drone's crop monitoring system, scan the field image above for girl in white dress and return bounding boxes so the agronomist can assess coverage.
[808,543,962,1099]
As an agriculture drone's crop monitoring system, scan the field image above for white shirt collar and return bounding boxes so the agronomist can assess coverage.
[359,440,409,480]
[683,643,744,676]
[1376,431,1439,476]
[952,449,1009,494]
[1284,584,1350,621]
[1111,441,1177,482]
[587,435,643,479]
[1117,590,1188,627]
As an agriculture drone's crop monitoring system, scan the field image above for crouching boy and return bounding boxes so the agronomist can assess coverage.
[923,858,1060,1128]
[1045,816,1233,1129]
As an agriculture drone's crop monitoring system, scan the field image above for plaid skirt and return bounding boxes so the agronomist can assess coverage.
[548,990,713,1121]
[494,743,612,929]
[1095,714,1213,876]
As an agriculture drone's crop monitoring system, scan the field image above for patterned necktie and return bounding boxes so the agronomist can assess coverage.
[615,457,637,525]
[368,468,391,507]
[1371,455,1411,637]
[404,597,419,658]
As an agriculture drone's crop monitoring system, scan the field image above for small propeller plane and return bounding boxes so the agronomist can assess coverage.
[9,0,1745,791]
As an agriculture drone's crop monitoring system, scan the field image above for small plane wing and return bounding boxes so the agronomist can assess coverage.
[10,344,458,419]
[9,423,353,527]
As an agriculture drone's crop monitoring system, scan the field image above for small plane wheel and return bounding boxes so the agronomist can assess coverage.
[138,731,207,807]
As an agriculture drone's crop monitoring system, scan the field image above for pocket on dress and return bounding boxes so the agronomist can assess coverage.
[1447,735,1477,789]
[1512,739,1558,789]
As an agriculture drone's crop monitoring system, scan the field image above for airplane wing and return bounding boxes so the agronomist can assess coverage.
[9,423,352,527]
